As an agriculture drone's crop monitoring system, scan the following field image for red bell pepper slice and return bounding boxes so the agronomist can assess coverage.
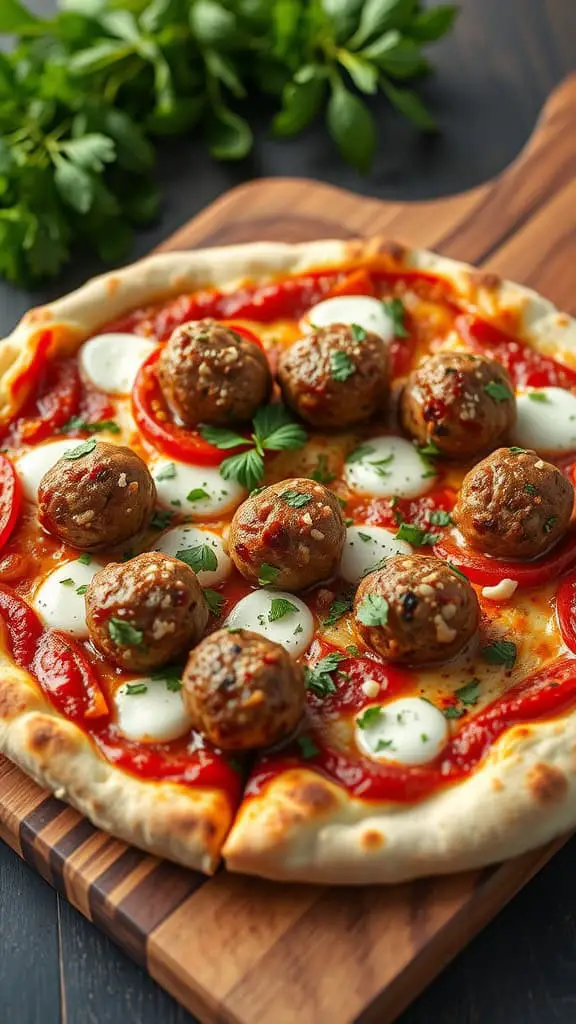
[0,585,44,669]
[32,630,108,722]
[434,527,576,589]
[0,454,21,552]
[15,357,81,443]
[556,574,576,654]
[325,269,376,298]
[456,314,576,389]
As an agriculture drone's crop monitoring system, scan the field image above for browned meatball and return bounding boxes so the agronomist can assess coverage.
[452,447,574,560]
[354,554,479,664]
[277,323,388,429]
[86,552,208,671]
[400,351,516,458]
[157,318,272,427]
[182,628,305,750]
[38,441,156,551]
[229,478,346,591]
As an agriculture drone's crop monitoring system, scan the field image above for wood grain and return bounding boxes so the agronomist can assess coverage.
[2,71,576,1024]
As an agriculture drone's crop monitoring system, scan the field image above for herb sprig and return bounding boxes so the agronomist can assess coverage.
[201,404,307,491]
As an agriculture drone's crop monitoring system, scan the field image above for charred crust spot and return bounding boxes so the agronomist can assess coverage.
[360,828,385,851]
[27,718,77,760]
[527,763,568,805]
[377,240,406,263]
[0,681,37,720]
[472,271,502,292]
[289,781,337,814]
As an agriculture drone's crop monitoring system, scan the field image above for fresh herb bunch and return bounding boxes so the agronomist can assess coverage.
[0,0,458,285]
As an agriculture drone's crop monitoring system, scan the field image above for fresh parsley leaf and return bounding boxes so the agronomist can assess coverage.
[375,738,393,751]
[346,443,375,464]
[508,447,527,455]
[356,594,389,626]
[481,640,517,670]
[417,440,441,457]
[151,665,183,692]
[220,449,264,491]
[304,652,344,697]
[357,705,383,728]
[395,523,440,546]
[296,735,319,759]
[150,509,173,530]
[268,598,297,621]
[454,678,480,706]
[155,462,177,481]
[281,490,313,508]
[203,588,224,617]
[258,562,279,586]
[263,422,308,452]
[524,483,538,495]
[527,392,549,402]
[544,516,557,534]
[310,454,336,484]
[61,417,120,435]
[109,619,144,647]
[75,584,88,596]
[323,595,353,627]
[484,380,513,402]
[199,425,246,450]
[358,531,372,542]
[351,323,367,341]
[330,349,356,382]
[382,297,408,337]
[176,544,218,574]
[63,439,97,460]
[443,704,466,719]
[125,682,148,696]
[78,554,92,565]
[60,577,75,587]
[429,509,452,526]
[187,488,210,502]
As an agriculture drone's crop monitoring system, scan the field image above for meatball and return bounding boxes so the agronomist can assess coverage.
[400,351,516,459]
[277,322,388,429]
[38,442,156,551]
[157,318,272,427]
[229,478,346,591]
[354,554,479,664]
[86,552,208,672]
[182,628,305,750]
[452,447,574,560]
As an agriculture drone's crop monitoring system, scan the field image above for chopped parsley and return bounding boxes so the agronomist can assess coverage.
[156,462,177,481]
[203,588,224,617]
[346,443,375,464]
[75,584,88,596]
[151,665,183,692]
[63,439,97,460]
[125,682,148,695]
[187,488,210,502]
[382,297,408,337]
[176,544,218,573]
[150,509,173,530]
[368,454,394,478]
[357,705,383,728]
[351,323,367,342]
[77,553,92,565]
[544,516,557,534]
[481,640,517,670]
[417,440,441,457]
[310,454,336,484]
[258,562,280,586]
[281,489,313,509]
[454,678,480,706]
[268,598,297,622]
[358,531,372,543]
[527,392,549,402]
[356,594,389,626]
[524,483,538,495]
[304,652,344,698]
[323,595,353,628]
[60,417,120,435]
[430,510,452,526]
[60,577,75,587]
[109,619,144,647]
[443,704,466,719]
[201,403,307,492]
[395,523,440,546]
[330,349,356,382]
[484,380,513,402]
[508,446,527,455]
[297,735,319,759]
[375,739,393,751]
[346,644,361,657]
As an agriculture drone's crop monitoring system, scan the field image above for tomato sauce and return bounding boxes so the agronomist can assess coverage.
[4,258,576,803]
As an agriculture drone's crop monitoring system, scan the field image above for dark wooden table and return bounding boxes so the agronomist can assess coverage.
[1,1,576,1022]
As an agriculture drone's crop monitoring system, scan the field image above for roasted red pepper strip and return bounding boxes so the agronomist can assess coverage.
[325,268,376,298]
[456,314,576,389]
[0,585,43,669]
[32,630,108,722]
[132,348,246,465]
[0,454,22,552]
[434,527,576,588]
[15,357,81,443]
[556,574,576,653]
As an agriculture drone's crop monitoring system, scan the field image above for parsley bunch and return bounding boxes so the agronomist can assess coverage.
[201,402,307,491]
[1,0,458,286]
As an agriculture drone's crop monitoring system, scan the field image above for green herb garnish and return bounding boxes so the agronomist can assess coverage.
[356,594,389,626]
[268,598,297,622]
[201,404,307,491]
[382,297,408,337]
[330,350,356,382]
[258,562,280,586]
[482,640,517,670]
[63,439,97,460]
[176,544,218,574]
[109,619,144,647]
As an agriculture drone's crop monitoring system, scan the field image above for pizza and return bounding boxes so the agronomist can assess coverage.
[2,237,576,883]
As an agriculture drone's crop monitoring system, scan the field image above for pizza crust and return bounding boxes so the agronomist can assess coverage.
[2,235,576,881]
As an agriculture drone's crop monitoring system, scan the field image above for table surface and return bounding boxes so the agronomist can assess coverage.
[1,1,576,1022]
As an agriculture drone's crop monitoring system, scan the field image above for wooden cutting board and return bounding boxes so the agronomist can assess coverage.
[2,71,576,1024]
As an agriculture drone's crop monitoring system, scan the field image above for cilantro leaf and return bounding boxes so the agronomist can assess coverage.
[150,509,173,530]
[187,488,210,503]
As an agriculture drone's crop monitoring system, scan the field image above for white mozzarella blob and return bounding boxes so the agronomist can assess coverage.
[512,387,576,453]
[340,525,412,584]
[153,524,231,587]
[355,697,448,766]
[302,295,394,342]
[114,677,192,743]
[16,439,78,502]
[151,458,246,519]
[79,333,157,395]
[33,558,100,636]
[225,589,313,658]
[344,436,435,499]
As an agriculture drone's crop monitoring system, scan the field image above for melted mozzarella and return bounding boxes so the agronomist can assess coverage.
[340,525,412,584]
[512,388,576,453]
[16,439,78,502]
[302,295,394,342]
[33,558,100,636]
[114,677,192,742]
[225,589,313,658]
[153,525,231,586]
[151,458,246,519]
[344,436,435,498]
[355,697,448,765]
[79,333,157,395]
